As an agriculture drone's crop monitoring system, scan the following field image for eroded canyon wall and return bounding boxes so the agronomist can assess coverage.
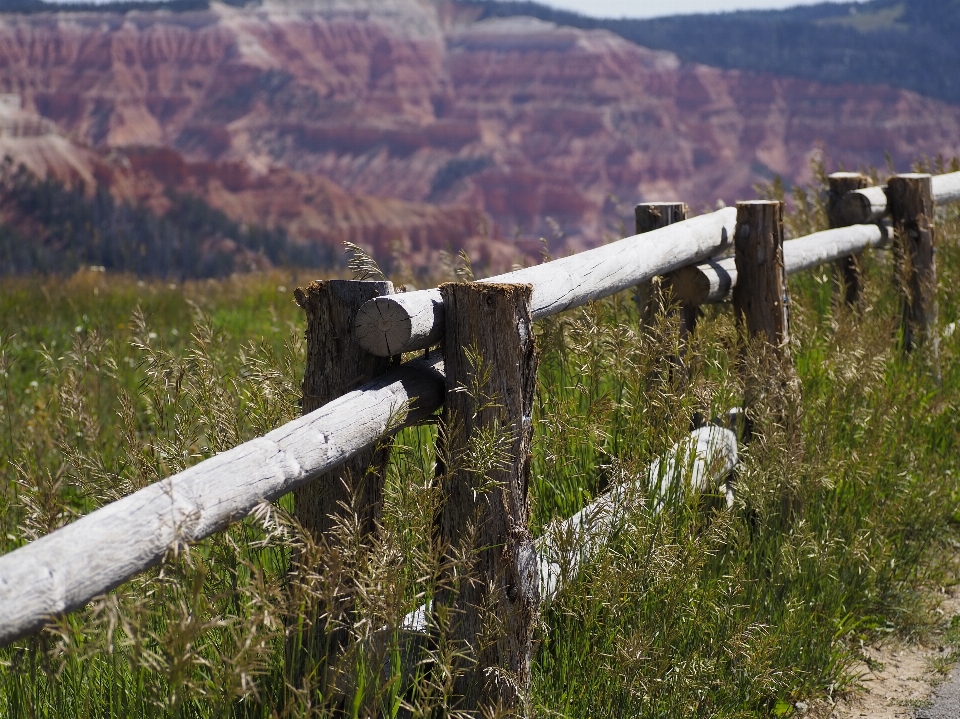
[0,0,958,250]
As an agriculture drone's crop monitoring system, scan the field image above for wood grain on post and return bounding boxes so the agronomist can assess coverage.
[887,174,938,355]
[290,279,394,694]
[293,279,395,538]
[733,201,801,510]
[437,282,539,712]
[732,201,789,349]
[828,172,869,305]
[634,202,689,327]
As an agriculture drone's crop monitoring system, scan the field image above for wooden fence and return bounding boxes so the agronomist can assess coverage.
[1,169,958,710]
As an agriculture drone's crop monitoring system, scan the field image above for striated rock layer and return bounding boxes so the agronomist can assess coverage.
[0,0,958,250]
[0,104,491,275]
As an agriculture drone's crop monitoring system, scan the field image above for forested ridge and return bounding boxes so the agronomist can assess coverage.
[464,0,960,107]
[0,161,333,278]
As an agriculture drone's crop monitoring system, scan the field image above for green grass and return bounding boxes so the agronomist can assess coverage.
[2,195,960,717]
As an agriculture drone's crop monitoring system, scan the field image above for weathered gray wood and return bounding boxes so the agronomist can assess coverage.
[294,280,394,541]
[538,425,737,602]
[839,172,960,224]
[437,282,539,711]
[291,279,395,695]
[733,201,788,348]
[634,202,687,322]
[355,208,737,356]
[0,357,446,647]
[840,185,888,225]
[669,223,887,307]
[888,173,938,354]
[828,172,869,304]
[933,170,960,205]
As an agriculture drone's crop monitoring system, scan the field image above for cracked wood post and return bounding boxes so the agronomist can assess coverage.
[887,174,939,359]
[733,201,789,351]
[294,279,395,538]
[733,200,801,513]
[437,282,539,712]
[733,200,791,424]
[827,172,869,305]
[290,278,394,685]
[634,202,687,325]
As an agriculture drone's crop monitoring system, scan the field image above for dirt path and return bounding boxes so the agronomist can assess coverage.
[805,586,960,718]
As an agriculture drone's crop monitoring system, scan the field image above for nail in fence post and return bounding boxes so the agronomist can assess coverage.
[437,281,540,712]
[887,174,938,358]
[293,279,395,538]
[634,202,687,324]
[827,172,869,305]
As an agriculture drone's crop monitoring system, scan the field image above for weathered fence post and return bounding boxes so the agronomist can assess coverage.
[634,202,687,324]
[887,174,938,357]
[437,281,539,712]
[293,279,396,538]
[733,200,803,518]
[732,201,789,350]
[827,172,869,305]
[290,278,395,690]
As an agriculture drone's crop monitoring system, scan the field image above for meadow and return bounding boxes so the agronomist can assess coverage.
[2,178,960,717]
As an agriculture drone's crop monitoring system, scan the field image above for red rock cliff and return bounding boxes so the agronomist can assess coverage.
[0,0,958,248]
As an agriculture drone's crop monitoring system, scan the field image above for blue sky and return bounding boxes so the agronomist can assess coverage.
[531,0,858,18]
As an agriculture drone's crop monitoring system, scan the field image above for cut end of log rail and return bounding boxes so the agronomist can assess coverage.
[840,185,889,225]
[354,289,443,357]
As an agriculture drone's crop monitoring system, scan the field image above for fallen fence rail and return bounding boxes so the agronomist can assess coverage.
[538,424,738,602]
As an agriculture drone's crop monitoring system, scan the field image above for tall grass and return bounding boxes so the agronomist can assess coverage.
[1,188,960,717]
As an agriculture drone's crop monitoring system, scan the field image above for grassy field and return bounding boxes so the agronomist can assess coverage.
[2,185,960,717]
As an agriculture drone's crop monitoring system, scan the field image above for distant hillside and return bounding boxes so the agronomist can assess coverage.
[464,0,960,107]
[1,0,959,255]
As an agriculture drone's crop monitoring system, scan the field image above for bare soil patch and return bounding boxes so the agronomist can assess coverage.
[802,586,960,718]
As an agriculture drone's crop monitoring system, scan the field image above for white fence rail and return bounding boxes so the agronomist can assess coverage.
[840,170,960,224]
[354,208,736,356]
[0,358,445,646]
[669,223,890,305]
